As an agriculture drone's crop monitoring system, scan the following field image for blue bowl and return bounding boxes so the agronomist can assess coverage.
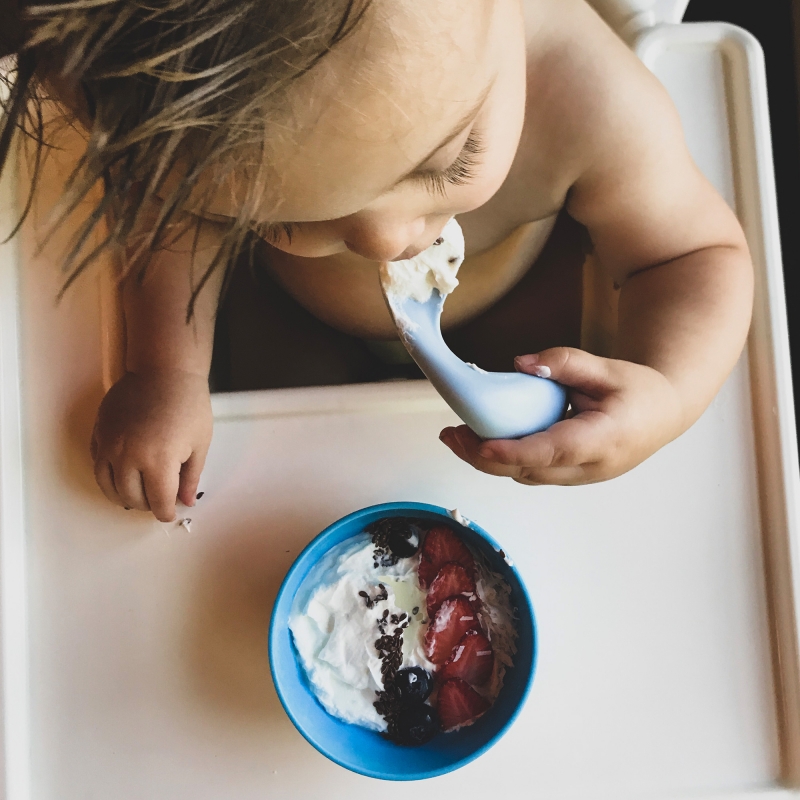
[268,502,537,781]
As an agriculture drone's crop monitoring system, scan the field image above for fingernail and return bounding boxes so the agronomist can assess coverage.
[453,429,469,450]
[478,444,495,459]
[515,354,538,368]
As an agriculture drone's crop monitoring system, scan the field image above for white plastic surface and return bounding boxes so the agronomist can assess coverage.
[0,109,31,800]
[588,0,691,38]
[1,19,799,800]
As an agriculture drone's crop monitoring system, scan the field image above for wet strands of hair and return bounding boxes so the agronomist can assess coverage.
[0,0,374,295]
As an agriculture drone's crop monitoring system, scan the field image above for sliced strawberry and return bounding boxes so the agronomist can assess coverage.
[418,526,475,589]
[437,678,491,731]
[426,563,477,617]
[424,597,479,664]
[439,630,494,687]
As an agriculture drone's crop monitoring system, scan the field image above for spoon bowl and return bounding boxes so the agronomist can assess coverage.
[384,288,568,439]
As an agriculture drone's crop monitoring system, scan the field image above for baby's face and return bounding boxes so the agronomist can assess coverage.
[218,0,526,261]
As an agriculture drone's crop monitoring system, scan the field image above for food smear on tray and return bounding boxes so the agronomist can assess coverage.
[289,517,518,745]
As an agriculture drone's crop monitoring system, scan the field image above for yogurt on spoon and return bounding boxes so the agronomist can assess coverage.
[380,217,465,305]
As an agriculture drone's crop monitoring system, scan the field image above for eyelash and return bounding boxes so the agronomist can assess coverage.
[414,129,485,196]
[254,221,295,246]
[254,130,485,242]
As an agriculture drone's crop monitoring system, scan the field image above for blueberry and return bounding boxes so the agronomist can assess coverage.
[387,522,420,558]
[394,667,432,702]
[368,517,422,565]
[393,702,440,746]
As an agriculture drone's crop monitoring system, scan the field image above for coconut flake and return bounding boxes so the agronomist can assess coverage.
[467,544,519,701]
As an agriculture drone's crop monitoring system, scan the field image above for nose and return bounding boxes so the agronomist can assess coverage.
[343,217,428,262]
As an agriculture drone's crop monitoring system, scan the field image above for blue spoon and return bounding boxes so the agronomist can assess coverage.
[382,286,568,440]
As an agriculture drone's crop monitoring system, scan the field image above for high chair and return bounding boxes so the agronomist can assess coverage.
[2,1,799,797]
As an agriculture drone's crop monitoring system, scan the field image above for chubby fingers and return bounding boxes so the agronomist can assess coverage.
[112,460,180,521]
[142,463,181,522]
[441,410,617,485]
[94,459,124,507]
[440,426,521,478]
[92,451,181,521]
[515,347,619,398]
[479,412,614,477]
[178,449,208,507]
[114,463,151,512]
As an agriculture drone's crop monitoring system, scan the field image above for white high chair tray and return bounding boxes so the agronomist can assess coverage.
[2,21,800,800]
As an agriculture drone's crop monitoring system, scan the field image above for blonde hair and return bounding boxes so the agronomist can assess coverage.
[1,0,370,308]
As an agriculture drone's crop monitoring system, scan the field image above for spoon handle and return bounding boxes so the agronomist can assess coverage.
[385,290,568,439]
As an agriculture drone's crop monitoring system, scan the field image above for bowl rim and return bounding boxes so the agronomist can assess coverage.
[268,501,538,780]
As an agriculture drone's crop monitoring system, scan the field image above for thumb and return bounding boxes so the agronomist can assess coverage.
[515,347,617,397]
[178,449,207,507]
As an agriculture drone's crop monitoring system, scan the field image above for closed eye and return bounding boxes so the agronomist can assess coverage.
[252,129,485,243]
[253,221,296,245]
[411,129,485,196]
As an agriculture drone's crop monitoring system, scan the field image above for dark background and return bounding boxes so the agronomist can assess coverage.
[684,0,800,418]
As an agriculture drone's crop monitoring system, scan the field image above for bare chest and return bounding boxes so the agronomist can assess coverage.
[264,209,560,340]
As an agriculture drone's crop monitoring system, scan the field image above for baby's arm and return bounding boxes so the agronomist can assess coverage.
[91,214,226,520]
[441,3,753,483]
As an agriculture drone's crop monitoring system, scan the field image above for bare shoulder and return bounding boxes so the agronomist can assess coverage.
[521,0,745,279]
[521,0,683,201]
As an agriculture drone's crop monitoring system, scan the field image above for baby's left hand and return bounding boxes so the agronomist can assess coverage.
[439,348,685,485]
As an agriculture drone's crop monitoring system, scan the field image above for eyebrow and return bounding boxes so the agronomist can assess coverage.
[400,78,496,181]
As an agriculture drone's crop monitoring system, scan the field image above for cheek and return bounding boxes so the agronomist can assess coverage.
[457,120,523,212]
[476,23,527,195]
[264,222,349,258]
[455,69,526,211]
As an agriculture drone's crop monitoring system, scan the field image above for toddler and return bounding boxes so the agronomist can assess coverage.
[1,0,753,521]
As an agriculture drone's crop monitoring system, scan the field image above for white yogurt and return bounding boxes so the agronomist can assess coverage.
[289,533,435,732]
[380,217,465,304]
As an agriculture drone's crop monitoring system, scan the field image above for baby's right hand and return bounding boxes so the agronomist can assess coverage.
[91,370,213,522]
